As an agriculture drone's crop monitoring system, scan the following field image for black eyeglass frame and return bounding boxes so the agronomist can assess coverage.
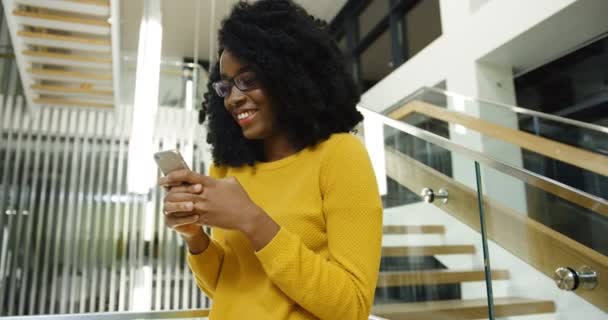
[211,68,260,98]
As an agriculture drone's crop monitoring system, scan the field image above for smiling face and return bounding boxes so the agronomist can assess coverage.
[218,50,278,140]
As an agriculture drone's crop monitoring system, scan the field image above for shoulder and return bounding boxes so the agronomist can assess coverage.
[318,132,378,194]
[318,133,368,161]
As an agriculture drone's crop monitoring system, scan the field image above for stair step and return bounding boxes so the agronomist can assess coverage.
[13,9,110,27]
[34,97,112,108]
[377,269,510,287]
[372,297,556,319]
[17,30,110,46]
[28,68,112,81]
[32,84,112,96]
[383,225,445,234]
[383,245,475,256]
[15,0,110,16]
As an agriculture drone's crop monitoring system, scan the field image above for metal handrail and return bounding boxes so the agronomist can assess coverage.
[386,86,608,134]
[357,106,608,211]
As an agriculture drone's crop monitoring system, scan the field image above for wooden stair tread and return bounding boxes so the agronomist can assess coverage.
[14,0,110,16]
[23,50,111,63]
[377,269,510,286]
[66,0,110,7]
[13,9,110,27]
[373,297,556,319]
[383,245,475,256]
[32,84,112,95]
[383,225,445,234]
[28,68,112,80]
[34,97,112,108]
[17,30,110,46]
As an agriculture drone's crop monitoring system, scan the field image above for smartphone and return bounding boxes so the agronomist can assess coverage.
[153,150,190,175]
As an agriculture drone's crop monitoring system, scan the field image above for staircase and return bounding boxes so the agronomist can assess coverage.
[372,224,556,319]
[1,0,118,111]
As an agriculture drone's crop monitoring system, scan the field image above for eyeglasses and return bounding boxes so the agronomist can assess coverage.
[212,69,260,98]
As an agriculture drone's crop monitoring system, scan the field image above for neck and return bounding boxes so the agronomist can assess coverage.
[263,133,297,162]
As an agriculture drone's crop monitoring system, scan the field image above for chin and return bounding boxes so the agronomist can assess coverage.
[242,128,262,140]
[242,126,271,141]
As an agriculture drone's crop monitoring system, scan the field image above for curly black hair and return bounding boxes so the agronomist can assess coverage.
[201,0,362,167]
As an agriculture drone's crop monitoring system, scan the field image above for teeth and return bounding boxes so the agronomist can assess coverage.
[237,110,256,120]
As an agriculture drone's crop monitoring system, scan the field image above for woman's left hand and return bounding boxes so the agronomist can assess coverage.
[159,169,280,249]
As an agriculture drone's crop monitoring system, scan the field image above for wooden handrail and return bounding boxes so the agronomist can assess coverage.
[385,147,608,311]
[387,100,608,218]
[388,100,608,177]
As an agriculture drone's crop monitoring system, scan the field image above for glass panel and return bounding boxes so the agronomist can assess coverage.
[358,0,389,37]
[477,159,607,319]
[404,0,442,58]
[360,30,393,91]
[362,118,491,319]
[389,88,608,200]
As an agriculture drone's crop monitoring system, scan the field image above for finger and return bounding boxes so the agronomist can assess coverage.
[164,192,202,203]
[169,184,203,194]
[193,201,208,213]
[163,201,194,214]
[162,181,183,188]
[159,169,214,187]
[165,214,199,228]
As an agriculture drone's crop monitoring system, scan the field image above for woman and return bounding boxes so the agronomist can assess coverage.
[159,1,383,319]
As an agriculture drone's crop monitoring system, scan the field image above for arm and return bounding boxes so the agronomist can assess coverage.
[185,164,228,298]
[251,136,383,319]
[187,228,225,298]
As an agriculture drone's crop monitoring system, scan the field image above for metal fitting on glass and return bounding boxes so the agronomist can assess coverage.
[420,187,448,204]
[553,266,598,291]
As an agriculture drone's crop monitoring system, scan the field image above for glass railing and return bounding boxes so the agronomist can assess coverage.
[359,106,607,319]
[383,87,608,201]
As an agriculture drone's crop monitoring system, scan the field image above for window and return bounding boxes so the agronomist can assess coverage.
[359,30,392,91]
[358,0,389,37]
[330,0,443,92]
[404,0,442,58]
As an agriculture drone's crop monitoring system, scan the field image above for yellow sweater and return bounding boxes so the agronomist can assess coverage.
[187,133,383,320]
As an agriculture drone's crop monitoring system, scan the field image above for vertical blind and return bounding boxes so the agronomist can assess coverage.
[0,98,209,316]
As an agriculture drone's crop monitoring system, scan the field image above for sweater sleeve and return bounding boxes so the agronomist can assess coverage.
[255,135,383,320]
[187,164,228,298]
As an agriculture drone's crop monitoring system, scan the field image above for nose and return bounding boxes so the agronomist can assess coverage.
[225,85,246,110]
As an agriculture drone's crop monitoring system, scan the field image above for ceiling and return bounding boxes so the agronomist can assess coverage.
[120,0,349,63]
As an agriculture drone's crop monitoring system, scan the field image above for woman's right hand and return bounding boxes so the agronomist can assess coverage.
[163,183,204,238]
[163,182,211,254]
